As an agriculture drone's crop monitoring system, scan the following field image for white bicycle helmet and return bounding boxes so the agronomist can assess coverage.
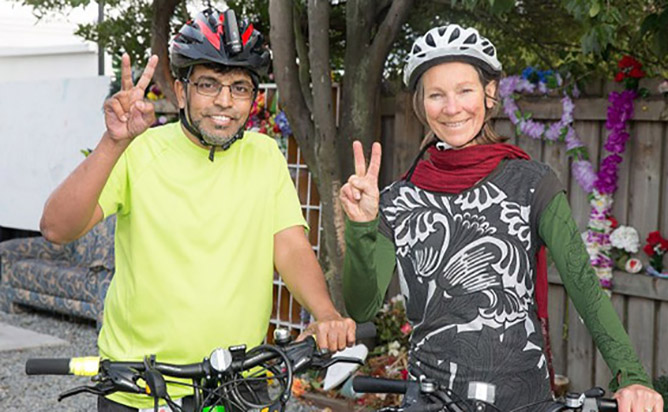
[404,24,502,90]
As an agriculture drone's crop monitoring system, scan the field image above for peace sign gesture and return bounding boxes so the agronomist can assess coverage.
[339,141,382,222]
[103,53,159,143]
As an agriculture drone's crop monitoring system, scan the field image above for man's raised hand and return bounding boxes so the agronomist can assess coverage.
[103,53,159,143]
[339,141,382,222]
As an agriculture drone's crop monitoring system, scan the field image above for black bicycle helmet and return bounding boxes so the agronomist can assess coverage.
[170,6,271,160]
[171,7,270,83]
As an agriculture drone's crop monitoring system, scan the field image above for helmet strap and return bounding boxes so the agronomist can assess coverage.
[405,136,438,182]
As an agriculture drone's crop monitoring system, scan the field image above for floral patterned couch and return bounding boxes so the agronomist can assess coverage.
[0,216,115,328]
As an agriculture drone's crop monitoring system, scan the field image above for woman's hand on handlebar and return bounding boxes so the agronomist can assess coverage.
[340,141,382,223]
[613,383,663,412]
[298,315,357,352]
[103,53,158,144]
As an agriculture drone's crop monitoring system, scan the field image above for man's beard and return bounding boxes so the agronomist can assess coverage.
[192,119,239,146]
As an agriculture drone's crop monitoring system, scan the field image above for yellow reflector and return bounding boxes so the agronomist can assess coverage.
[69,357,100,376]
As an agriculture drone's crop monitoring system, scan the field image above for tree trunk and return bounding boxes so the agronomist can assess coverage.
[150,0,180,106]
[269,0,413,314]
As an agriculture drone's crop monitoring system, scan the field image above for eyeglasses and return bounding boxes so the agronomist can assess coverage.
[186,78,256,100]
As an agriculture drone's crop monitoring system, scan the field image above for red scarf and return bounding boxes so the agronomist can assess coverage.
[408,142,549,320]
[410,143,530,192]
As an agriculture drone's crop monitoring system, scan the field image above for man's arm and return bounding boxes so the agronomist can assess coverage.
[40,136,127,244]
[40,54,158,244]
[274,225,356,351]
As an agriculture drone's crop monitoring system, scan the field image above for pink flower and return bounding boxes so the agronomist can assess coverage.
[400,322,412,335]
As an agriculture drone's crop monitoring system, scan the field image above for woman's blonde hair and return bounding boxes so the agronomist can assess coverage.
[412,64,508,148]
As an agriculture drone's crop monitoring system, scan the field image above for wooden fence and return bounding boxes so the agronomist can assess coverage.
[380,85,668,389]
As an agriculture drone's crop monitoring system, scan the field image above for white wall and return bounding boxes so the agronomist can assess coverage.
[0,1,110,231]
[0,0,105,78]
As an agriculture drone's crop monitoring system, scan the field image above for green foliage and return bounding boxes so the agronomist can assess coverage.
[562,0,668,77]
[75,0,153,68]
[17,0,668,84]
[653,375,668,411]
[371,295,411,352]
[13,0,188,69]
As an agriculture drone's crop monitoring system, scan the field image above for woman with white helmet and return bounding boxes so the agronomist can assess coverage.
[340,24,662,412]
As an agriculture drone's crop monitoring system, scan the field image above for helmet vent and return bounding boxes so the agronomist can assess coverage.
[459,46,469,50]
[483,46,495,56]
[425,33,436,47]
[482,40,489,46]
[464,33,477,44]
[416,52,426,58]
[412,44,422,54]
[448,28,460,43]
[438,27,447,36]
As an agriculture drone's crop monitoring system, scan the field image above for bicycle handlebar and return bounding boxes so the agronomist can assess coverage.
[27,321,376,378]
[25,322,376,411]
[353,376,412,394]
[352,376,618,412]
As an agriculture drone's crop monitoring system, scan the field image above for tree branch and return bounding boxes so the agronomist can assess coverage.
[308,0,337,146]
[269,0,315,158]
[150,0,180,106]
[345,0,375,63]
[368,0,414,76]
[293,2,313,113]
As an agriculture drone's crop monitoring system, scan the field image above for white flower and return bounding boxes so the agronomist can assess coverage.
[659,79,668,95]
[390,294,405,305]
[388,341,401,357]
[610,225,640,253]
[589,191,613,212]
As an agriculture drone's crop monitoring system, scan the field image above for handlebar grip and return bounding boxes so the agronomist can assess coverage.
[355,322,377,340]
[26,357,100,376]
[26,358,71,375]
[353,376,411,394]
[598,398,618,411]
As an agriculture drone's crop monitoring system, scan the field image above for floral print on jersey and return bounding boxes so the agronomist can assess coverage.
[379,160,554,411]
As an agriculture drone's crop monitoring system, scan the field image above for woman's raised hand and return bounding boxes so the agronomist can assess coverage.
[340,141,382,222]
[103,53,159,143]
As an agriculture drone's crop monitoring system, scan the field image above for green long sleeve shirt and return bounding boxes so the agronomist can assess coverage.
[343,192,651,391]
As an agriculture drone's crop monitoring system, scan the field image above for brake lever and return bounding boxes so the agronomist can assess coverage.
[316,355,364,370]
[102,364,145,395]
[58,383,114,402]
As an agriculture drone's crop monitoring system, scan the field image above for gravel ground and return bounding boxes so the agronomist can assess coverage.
[0,309,324,412]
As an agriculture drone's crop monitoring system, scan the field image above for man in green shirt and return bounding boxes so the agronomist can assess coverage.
[40,7,354,411]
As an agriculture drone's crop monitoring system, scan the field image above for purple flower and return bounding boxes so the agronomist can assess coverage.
[537,82,548,94]
[561,95,574,124]
[599,278,613,289]
[572,160,596,193]
[503,98,519,123]
[565,128,584,151]
[595,154,623,194]
[544,122,563,141]
[516,78,535,93]
[499,76,520,98]
[274,111,292,136]
[520,119,545,139]
[604,130,629,153]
